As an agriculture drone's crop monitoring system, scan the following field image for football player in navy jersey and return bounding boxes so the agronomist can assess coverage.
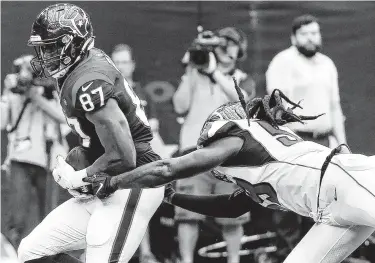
[18,3,164,263]
[84,90,375,263]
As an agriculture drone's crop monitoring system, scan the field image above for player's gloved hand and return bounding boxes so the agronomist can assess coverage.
[52,156,90,189]
[82,172,116,199]
[163,183,176,204]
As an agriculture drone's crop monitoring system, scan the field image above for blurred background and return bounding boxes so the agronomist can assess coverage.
[1,1,375,263]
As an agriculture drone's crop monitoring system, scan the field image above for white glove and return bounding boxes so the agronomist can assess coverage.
[52,156,90,189]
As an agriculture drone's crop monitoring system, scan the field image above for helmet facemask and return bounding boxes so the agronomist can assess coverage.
[29,34,78,78]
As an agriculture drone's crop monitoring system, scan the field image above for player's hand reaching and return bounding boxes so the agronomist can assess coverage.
[52,156,90,189]
[163,183,176,204]
[82,173,116,199]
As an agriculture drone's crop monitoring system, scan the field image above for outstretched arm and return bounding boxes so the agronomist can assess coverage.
[170,189,251,218]
[108,136,244,189]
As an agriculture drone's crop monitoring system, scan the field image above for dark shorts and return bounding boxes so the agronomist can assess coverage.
[175,172,250,225]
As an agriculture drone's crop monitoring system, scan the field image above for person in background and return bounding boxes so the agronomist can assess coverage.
[111,44,160,134]
[266,14,346,148]
[1,55,66,248]
[266,14,348,260]
[172,27,255,263]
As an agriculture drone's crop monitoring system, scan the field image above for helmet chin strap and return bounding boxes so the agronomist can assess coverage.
[52,37,95,79]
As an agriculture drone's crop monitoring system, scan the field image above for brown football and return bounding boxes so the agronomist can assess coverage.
[65,146,93,195]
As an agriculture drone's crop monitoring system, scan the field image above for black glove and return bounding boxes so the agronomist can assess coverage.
[82,172,116,199]
[163,183,176,204]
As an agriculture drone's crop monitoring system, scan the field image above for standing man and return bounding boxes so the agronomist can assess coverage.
[266,14,348,260]
[173,27,255,263]
[266,14,347,148]
[1,55,66,248]
[111,44,160,135]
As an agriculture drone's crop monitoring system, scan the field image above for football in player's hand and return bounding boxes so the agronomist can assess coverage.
[65,146,93,195]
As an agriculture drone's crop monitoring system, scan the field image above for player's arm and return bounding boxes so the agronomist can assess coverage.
[109,136,244,189]
[73,79,137,176]
[169,188,251,218]
[85,98,136,176]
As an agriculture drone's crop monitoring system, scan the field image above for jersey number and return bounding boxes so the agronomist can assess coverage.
[79,87,104,111]
[234,177,284,210]
[257,121,302,146]
[66,117,91,147]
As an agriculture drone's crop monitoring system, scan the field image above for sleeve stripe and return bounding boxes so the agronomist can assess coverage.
[71,72,114,105]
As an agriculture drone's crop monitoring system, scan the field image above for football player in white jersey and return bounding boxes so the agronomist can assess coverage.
[73,89,375,263]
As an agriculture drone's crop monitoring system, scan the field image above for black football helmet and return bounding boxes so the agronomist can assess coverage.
[28,3,95,78]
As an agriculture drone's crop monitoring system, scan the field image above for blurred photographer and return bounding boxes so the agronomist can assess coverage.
[173,27,255,263]
[1,55,66,248]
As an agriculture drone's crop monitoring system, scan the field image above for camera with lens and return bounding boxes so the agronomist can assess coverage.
[184,26,226,70]
[182,26,248,71]
[8,55,55,99]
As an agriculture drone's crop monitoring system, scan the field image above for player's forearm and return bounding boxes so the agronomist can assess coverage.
[171,192,250,218]
[86,153,128,176]
[110,160,176,189]
[110,138,243,189]
[86,122,136,176]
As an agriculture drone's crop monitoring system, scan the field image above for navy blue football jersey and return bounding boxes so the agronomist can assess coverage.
[59,48,152,160]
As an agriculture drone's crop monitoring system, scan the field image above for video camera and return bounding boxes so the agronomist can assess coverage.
[184,26,226,70]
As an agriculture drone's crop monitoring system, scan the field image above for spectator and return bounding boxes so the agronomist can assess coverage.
[265,14,347,260]
[173,27,255,263]
[111,44,159,133]
[111,44,162,263]
[266,14,347,148]
[0,55,66,248]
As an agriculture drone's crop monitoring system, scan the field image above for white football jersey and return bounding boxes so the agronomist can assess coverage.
[198,119,332,217]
